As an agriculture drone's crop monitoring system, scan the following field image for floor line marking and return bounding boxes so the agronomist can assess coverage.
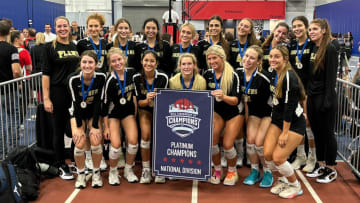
[64,173,92,203]
[191,180,198,203]
[296,169,322,203]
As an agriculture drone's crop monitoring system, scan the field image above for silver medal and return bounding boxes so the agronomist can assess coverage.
[273,97,279,106]
[296,62,303,69]
[268,67,273,72]
[97,63,102,69]
[215,97,222,102]
[149,100,154,107]
[80,101,87,109]
[120,97,126,105]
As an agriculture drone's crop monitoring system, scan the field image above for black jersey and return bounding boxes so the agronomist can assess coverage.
[170,43,201,75]
[271,69,304,124]
[229,40,256,69]
[67,70,106,128]
[262,43,289,78]
[289,38,313,90]
[307,43,338,110]
[0,41,19,83]
[135,40,171,75]
[77,37,108,74]
[42,41,79,86]
[236,68,272,116]
[102,68,137,117]
[107,40,137,69]
[197,39,215,71]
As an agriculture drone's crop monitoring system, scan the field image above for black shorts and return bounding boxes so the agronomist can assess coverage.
[108,102,136,120]
[271,116,306,136]
[249,105,272,118]
[70,109,93,121]
[215,106,240,121]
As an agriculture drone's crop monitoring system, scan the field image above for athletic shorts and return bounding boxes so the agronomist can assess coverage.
[215,106,240,121]
[271,115,306,136]
[108,103,136,120]
[249,105,272,118]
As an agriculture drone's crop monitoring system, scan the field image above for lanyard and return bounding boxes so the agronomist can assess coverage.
[296,38,309,62]
[113,70,126,97]
[81,73,95,102]
[180,44,191,54]
[146,40,157,51]
[89,37,102,62]
[180,75,194,90]
[213,71,222,89]
[237,40,248,59]
[243,68,257,95]
[118,40,129,57]
[274,74,278,86]
[209,37,221,46]
[145,72,155,92]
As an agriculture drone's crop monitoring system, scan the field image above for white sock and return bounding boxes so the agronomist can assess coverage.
[85,150,91,159]
[297,144,306,157]
[309,147,316,158]
[251,164,259,171]
[263,167,271,173]
[289,179,300,187]
[214,165,222,171]
[142,161,150,169]
[228,166,236,172]
[78,168,85,173]
[110,166,117,171]
[278,176,288,183]
[125,163,132,170]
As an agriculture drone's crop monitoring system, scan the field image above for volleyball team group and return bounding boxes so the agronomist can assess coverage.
[41,12,338,199]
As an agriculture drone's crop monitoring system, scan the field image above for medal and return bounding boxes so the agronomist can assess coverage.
[120,97,126,105]
[114,70,127,105]
[145,72,155,107]
[80,101,87,109]
[213,70,222,101]
[243,68,257,103]
[89,37,102,69]
[97,63,102,69]
[237,40,248,67]
[80,72,95,110]
[296,38,309,69]
[215,97,222,102]
[119,40,129,57]
[268,67,273,72]
[149,100,154,107]
[273,97,279,105]
[296,62,303,69]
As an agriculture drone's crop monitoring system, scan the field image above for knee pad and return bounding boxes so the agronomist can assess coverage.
[246,143,255,155]
[127,143,138,155]
[276,161,294,177]
[109,146,121,160]
[91,145,103,155]
[265,160,277,171]
[212,145,220,155]
[306,127,314,140]
[74,147,85,157]
[140,139,150,149]
[255,146,264,157]
[224,147,237,159]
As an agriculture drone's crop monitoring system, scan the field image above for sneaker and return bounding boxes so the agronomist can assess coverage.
[92,170,103,188]
[124,167,139,183]
[100,157,108,171]
[155,176,166,184]
[270,180,288,195]
[85,157,93,171]
[306,163,325,178]
[260,171,273,188]
[221,154,227,168]
[236,156,243,168]
[291,155,307,170]
[303,155,317,173]
[223,171,239,186]
[316,167,337,183]
[279,184,303,199]
[59,165,74,180]
[75,172,86,189]
[108,168,120,186]
[139,168,152,184]
[210,170,224,185]
[117,152,125,169]
[243,169,261,185]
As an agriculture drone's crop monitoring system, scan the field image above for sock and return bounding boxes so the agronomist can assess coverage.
[289,179,300,187]
[110,166,117,171]
[235,138,244,153]
[228,166,236,173]
[85,150,91,159]
[142,161,150,169]
[278,176,288,183]
[214,165,222,171]
[251,164,259,171]
[309,147,316,158]
[93,167,100,173]
[263,166,271,173]
[297,144,306,157]
[125,163,132,170]
[78,168,85,173]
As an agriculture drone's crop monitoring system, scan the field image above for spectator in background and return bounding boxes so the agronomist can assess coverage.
[11,30,32,77]
[22,28,29,40]
[162,5,179,24]
[30,32,46,73]
[44,24,56,42]
[225,32,234,42]
[25,28,36,51]
[161,33,173,46]
[71,21,83,40]
[105,24,115,43]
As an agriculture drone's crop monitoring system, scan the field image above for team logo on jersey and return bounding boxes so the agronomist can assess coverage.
[166,98,201,138]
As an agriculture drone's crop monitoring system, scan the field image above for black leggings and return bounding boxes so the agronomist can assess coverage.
[307,94,337,166]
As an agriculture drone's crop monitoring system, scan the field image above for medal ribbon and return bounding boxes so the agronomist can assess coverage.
[145,72,155,93]
[296,38,309,62]
[237,40,248,59]
[114,70,127,98]
[146,40,157,51]
[89,37,102,63]
[179,44,191,54]
[180,75,194,90]
[243,68,257,95]
[118,40,129,57]
[213,71,222,90]
[81,73,95,103]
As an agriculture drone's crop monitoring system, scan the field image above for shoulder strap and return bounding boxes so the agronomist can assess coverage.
[7,164,22,203]
[0,165,7,193]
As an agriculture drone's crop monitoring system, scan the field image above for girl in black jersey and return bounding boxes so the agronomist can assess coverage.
[289,16,317,173]
[239,46,273,188]
[169,53,206,90]
[68,51,106,189]
[133,50,168,184]
[204,45,241,186]
[77,13,108,74]
[170,23,202,75]
[108,18,137,70]
[305,19,338,184]
[102,48,139,185]
[261,22,289,77]
[42,16,79,180]
[198,16,229,70]
[135,18,171,76]
[263,45,306,199]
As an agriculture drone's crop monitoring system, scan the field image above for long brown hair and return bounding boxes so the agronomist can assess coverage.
[208,15,229,59]
[311,19,331,73]
[114,18,132,48]
[240,18,261,46]
[262,22,289,50]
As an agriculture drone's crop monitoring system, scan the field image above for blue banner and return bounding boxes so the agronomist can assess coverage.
[152,90,213,181]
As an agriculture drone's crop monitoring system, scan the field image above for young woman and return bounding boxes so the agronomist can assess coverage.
[102,47,139,185]
[108,18,137,70]
[238,45,273,188]
[289,16,317,173]
[263,45,306,199]
[170,23,202,75]
[261,22,289,77]
[203,45,241,186]
[77,13,108,74]
[306,19,338,184]
[169,53,206,90]
[135,18,171,76]
[42,16,80,180]
[68,51,106,188]
[133,50,169,184]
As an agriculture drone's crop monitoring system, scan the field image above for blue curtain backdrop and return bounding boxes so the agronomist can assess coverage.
[315,0,360,56]
[0,0,65,33]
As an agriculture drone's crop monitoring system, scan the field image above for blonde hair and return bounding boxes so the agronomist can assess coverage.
[35,32,45,45]
[245,45,264,71]
[107,47,127,72]
[52,16,72,48]
[87,13,105,26]
[180,23,196,39]
[206,45,234,95]
[176,53,199,75]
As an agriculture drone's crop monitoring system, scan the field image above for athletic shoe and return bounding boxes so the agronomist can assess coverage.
[124,167,139,183]
[85,156,93,171]
[100,157,108,171]
[270,179,288,195]
[306,163,325,178]
[316,167,337,183]
[59,165,74,180]
[221,154,227,168]
[302,155,317,173]
[223,171,239,186]
[155,176,166,184]
[108,168,120,186]
[291,155,307,170]
[117,152,126,169]
[139,168,152,184]
[210,170,224,185]
[260,171,273,188]
[279,184,303,199]
[75,172,86,189]
[92,170,103,188]
[236,156,243,168]
[243,169,261,185]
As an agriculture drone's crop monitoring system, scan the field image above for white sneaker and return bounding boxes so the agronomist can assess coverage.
[279,184,303,199]
[155,176,166,184]
[117,152,125,169]
[270,180,288,195]
[108,168,120,186]
[124,167,139,183]
[139,168,152,184]
[303,155,317,173]
[75,172,86,189]
[92,170,103,188]
[291,155,306,170]
[316,167,337,184]
[100,157,108,171]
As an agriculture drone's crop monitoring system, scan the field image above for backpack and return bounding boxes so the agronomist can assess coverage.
[14,167,39,201]
[0,161,23,203]
[5,146,40,178]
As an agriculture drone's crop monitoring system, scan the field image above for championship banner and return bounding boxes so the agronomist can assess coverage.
[152,90,213,181]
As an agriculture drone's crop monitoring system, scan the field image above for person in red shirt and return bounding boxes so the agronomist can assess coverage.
[11,30,32,76]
